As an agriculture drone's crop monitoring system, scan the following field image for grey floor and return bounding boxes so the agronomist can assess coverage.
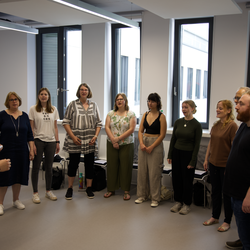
[0,170,239,250]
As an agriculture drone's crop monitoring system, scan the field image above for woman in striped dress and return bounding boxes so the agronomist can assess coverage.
[63,83,102,199]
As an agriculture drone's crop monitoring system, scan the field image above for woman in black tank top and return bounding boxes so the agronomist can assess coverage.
[135,93,167,207]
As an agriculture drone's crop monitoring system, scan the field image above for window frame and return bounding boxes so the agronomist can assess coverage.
[36,25,81,118]
[172,17,213,129]
[111,23,142,116]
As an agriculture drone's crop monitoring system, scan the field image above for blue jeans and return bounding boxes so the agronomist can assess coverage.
[231,197,250,250]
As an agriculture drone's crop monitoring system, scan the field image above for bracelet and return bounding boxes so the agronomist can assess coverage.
[94,135,98,138]
[56,141,60,143]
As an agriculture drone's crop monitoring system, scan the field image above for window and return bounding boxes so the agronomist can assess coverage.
[173,17,213,129]
[36,26,81,118]
[111,24,141,118]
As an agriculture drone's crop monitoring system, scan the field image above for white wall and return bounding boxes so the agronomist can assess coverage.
[0,30,36,113]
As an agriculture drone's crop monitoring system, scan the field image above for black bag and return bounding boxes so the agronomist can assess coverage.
[51,167,64,190]
[193,181,208,206]
[92,165,106,192]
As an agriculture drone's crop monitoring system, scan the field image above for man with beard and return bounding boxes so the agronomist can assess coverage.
[225,87,250,250]
[224,91,250,250]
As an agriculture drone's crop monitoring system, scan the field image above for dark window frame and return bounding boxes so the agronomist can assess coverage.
[36,25,81,118]
[172,17,213,129]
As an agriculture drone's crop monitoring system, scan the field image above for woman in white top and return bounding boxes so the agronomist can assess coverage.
[29,88,60,204]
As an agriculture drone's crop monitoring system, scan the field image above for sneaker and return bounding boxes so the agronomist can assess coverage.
[179,204,190,215]
[45,191,57,201]
[86,187,94,199]
[0,204,4,215]
[170,202,182,213]
[13,200,25,210]
[65,188,73,200]
[32,193,41,204]
[151,201,159,208]
[135,197,147,204]
[225,239,243,249]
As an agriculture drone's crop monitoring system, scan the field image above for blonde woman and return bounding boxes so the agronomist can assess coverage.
[167,100,202,215]
[203,100,238,232]
[29,88,60,204]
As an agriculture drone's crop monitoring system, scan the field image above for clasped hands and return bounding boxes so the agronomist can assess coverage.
[111,136,120,149]
[140,143,153,154]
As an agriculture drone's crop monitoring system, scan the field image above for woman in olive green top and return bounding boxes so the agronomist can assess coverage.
[167,100,202,215]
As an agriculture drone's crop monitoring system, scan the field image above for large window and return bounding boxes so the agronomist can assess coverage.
[111,24,141,118]
[37,26,81,118]
[173,18,213,129]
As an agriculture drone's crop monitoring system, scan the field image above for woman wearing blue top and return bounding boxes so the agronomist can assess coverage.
[0,92,34,216]
[135,93,167,207]
[167,100,202,215]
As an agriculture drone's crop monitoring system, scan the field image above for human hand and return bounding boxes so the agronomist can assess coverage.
[55,143,60,154]
[29,151,34,161]
[203,161,208,171]
[242,197,250,213]
[33,144,37,155]
[0,159,11,172]
[145,146,153,154]
[89,136,97,146]
[140,143,146,151]
[187,165,194,169]
[113,143,119,149]
[167,159,172,164]
[73,136,81,145]
[0,144,3,151]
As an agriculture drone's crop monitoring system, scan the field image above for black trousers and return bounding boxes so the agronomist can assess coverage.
[68,152,94,179]
[209,163,233,224]
[172,148,195,206]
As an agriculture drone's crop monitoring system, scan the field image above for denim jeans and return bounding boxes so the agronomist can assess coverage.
[231,197,250,250]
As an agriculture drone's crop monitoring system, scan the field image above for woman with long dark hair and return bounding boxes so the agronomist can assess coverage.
[29,88,60,203]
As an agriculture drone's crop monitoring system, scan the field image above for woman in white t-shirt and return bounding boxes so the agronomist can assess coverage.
[29,88,60,204]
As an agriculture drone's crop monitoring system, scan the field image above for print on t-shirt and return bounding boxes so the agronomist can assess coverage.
[43,111,50,122]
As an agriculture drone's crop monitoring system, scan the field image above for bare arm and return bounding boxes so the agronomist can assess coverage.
[29,120,37,155]
[54,120,60,154]
[242,187,250,213]
[138,113,146,151]
[28,141,34,161]
[203,140,211,171]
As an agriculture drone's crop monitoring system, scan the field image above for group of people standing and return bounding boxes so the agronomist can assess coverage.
[0,84,249,250]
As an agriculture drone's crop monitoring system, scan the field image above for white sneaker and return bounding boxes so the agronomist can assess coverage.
[45,191,57,201]
[13,200,25,210]
[32,193,41,204]
[151,201,159,208]
[0,204,4,215]
[170,202,182,213]
[179,204,190,215]
[135,197,147,204]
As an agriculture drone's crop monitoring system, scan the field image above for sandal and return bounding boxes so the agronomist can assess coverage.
[218,223,230,232]
[123,192,130,201]
[203,218,219,226]
[104,191,115,198]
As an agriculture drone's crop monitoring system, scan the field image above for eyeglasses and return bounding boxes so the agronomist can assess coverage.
[9,98,18,102]
[233,96,240,101]
[80,89,88,92]
[116,98,124,102]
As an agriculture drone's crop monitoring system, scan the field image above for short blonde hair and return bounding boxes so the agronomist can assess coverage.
[76,83,93,99]
[4,92,22,109]
[182,100,197,114]
[214,100,235,127]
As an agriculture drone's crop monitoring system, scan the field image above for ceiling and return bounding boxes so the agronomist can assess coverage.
[0,0,248,29]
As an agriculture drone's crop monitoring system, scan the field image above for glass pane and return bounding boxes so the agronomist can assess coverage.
[116,27,140,117]
[179,23,209,123]
[66,30,82,109]
[42,33,58,107]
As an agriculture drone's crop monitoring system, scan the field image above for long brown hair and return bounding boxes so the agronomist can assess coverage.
[214,100,234,128]
[35,88,54,113]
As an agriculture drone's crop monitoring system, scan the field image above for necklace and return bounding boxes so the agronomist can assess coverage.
[10,115,20,137]
[183,119,191,127]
